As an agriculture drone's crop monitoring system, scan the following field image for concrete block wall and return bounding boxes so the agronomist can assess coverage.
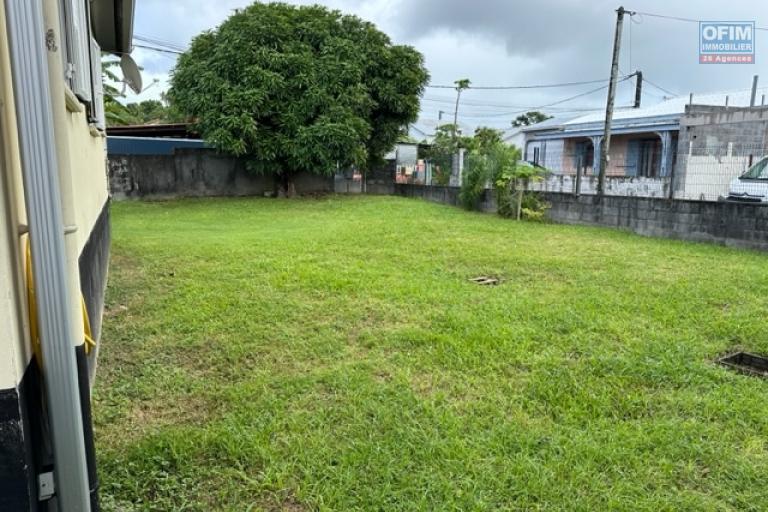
[680,105,768,151]
[395,184,497,212]
[395,184,768,251]
[541,192,768,250]
[528,175,670,198]
[108,149,334,199]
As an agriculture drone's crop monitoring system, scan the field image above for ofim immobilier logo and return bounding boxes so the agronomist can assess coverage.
[700,21,755,64]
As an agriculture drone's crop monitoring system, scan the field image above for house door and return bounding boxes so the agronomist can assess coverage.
[574,141,593,175]
[638,139,660,177]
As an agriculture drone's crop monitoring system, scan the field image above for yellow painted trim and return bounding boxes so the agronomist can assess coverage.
[64,86,83,113]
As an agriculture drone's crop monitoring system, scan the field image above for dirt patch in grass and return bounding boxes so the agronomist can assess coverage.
[256,493,308,512]
[128,394,215,431]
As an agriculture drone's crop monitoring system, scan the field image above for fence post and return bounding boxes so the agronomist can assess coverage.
[575,155,582,197]
[667,158,676,200]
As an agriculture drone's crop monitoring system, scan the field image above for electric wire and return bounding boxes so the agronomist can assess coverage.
[426,76,631,90]
[644,78,677,97]
[133,43,184,55]
[630,10,768,31]
[134,34,188,52]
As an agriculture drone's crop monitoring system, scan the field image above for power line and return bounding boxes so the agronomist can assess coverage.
[619,65,677,99]
[422,96,526,108]
[133,43,184,55]
[451,78,634,119]
[643,77,677,97]
[421,100,604,116]
[537,78,628,108]
[427,107,603,117]
[426,75,632,90]
[456,110,601,119]
[134,34,187,52]
[421,96,604,110]
[640,88,665,100]
[630,10,768,31]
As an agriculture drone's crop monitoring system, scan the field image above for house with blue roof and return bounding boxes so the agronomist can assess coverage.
[522,88,767,183]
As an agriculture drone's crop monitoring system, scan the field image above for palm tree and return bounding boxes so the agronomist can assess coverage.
[102,57,137,126]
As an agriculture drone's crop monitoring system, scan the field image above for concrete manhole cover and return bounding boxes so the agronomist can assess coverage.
[717,351,768,378]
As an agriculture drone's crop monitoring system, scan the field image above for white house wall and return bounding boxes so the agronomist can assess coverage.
[525,139,565,170]
[527,175,670,198]
[0,0,30,394]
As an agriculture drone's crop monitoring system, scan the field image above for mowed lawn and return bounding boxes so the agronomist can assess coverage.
[95,196,768,511]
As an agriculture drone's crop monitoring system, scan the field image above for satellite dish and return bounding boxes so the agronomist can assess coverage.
[120,54,143,94]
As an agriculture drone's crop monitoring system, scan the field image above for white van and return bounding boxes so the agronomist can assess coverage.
[727,155,768,203]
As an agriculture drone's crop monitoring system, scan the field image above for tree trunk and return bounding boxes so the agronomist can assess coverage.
[277,172,297,198]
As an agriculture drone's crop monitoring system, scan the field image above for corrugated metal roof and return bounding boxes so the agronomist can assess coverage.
[522,86,768,137]
[107,136,209,155]
[562,87,768,127]
[107,123,200,138]
[501,127,524,139]
[520,113,591,132]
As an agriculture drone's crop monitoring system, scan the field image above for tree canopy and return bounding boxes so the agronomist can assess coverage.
[124,99,181,125]
[470,127,503,152]
[511,111,552,127]
[169,2,429,195]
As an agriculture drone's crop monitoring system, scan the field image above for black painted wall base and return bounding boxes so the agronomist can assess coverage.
[1,200,110,510]
[0,347,100,511]
[0,363,39,511]
[79,200,111,381]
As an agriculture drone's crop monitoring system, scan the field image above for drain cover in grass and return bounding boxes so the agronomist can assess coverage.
[718,351,768,378]
[469,276,501,286]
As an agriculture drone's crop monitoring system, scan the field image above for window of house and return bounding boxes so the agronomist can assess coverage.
[59,0,92,103]
[57,0,75,89]
[89,38,106,130]
[59,0,105,130]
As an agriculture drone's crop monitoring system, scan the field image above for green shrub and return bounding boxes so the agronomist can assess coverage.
[520,192,550,221]
[495,166,550,220]
[461,139,520,211]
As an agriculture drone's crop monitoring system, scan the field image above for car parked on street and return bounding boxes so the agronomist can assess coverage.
[727,155,768,202]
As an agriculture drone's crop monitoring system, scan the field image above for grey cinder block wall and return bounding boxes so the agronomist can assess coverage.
[540,192,768,251]
[679,105,768,151]
[395,184,768,251]
[108,149,397,199]
[108,149,333,199]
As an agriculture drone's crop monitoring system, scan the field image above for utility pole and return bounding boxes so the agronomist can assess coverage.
[452,78,471,143]
[634,70,643,108]
[750,75,759,107]
[598,6,633,196]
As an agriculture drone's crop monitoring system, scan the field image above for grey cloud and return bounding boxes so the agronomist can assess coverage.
[125,0,768,128]
[393,0,767,95]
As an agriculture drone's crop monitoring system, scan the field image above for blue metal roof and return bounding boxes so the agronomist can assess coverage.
[107,136,209,155]
[531,122,680,140]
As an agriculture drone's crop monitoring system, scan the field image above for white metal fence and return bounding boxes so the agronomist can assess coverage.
[397,144,768,203]
[522,144,766,201]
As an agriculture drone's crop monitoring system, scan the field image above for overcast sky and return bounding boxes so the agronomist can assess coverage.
[127,0,767,132]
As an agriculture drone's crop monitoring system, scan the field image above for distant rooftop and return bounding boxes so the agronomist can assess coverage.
[520,114,586,132]
[106,123,200,139]
[523,86,768,134]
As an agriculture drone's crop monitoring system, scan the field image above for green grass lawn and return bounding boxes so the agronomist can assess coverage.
[95,195,768,511]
